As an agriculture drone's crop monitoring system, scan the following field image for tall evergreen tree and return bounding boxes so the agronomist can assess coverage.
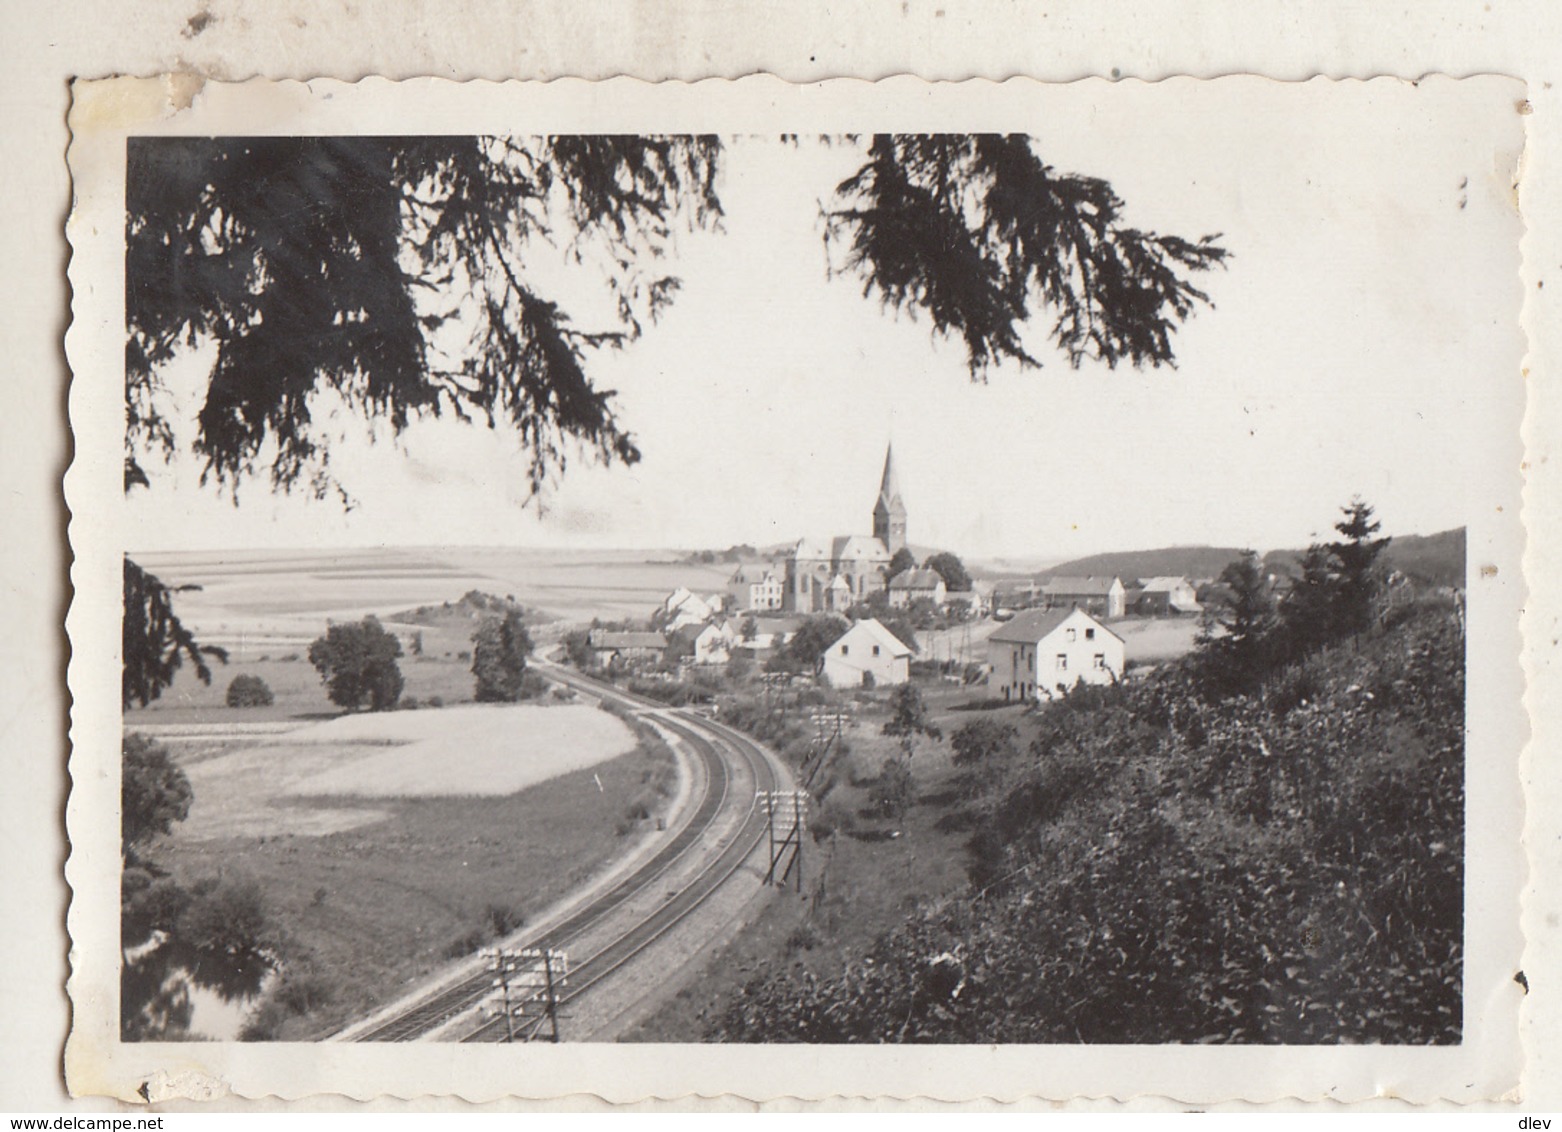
[1279,543,1341,658]
[1330,497,1391,635]
[1196,550,1276,695]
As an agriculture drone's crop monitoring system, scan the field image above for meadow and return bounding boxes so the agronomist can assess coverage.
[132,545,736,650]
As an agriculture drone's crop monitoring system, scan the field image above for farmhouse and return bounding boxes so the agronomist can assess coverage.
[887,566,947,609]
[588,629,668,668]
[671,620,736,666]
[820,618,913,688]
[1040,575,1127,620]
[1131,576,1202,617]
[987,607,1125,701]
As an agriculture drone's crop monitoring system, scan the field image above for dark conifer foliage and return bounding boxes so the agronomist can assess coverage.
[126,135,723,501]
[121,133,1228,709]
[824,134,1229,375]
[122,559,228,709]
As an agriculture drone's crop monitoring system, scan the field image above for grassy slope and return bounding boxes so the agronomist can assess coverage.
[702,598,1464,1044]
[124,654,482,727]
[155,737,677,1039]
[624,686,1027,1042]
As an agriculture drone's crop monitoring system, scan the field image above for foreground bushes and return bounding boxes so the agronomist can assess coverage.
[713,599,1464,1044]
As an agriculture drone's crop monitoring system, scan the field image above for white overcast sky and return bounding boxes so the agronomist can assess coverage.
[125,79,1525,561]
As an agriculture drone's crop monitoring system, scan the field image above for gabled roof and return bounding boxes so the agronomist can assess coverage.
[1139,576,1193,592]
[889,567,944,591]
[832,617,913,657]
[1041,575,1123,596]
[590,630,668,650]
[792,537,831,560]
[668,624,705,646]
[832,535,889,561]
[989,606,1124,645]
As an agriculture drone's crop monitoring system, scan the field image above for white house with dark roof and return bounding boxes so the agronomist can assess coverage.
[1040,575,1127,620]
[820,618,913,688]
[987,607,1124,702]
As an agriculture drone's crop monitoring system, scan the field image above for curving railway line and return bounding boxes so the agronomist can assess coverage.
[340,666,784,1043]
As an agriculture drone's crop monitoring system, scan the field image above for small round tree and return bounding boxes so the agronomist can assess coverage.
[225,673,274,708]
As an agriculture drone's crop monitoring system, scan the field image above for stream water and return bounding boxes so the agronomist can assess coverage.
[121,936,274,1041]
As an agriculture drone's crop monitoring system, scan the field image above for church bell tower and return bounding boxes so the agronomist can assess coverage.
[872,444,908,555]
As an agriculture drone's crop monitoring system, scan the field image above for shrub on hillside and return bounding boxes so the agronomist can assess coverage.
[713,597,1465,1045]
[225,674,275,708]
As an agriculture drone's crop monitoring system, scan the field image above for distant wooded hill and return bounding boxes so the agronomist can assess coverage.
[1034,528,1466,588]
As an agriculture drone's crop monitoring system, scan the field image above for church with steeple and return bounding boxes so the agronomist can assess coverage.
[783,444,907,613]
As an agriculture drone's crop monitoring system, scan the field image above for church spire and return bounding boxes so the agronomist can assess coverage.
[873,443,908,554]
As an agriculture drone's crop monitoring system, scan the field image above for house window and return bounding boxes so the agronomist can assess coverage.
[872,645,881,656]
[1094,653,1106,669]
[1056,654,1068,670]
[1066,628,1077,641]
[841,645,849,655]
[1085,628,1095,640]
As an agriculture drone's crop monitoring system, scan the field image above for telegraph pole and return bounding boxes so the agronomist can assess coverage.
[480,946,568,1042]
[758,789,809,891]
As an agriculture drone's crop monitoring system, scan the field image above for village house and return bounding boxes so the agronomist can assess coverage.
[736,614,804,656]
[887,566,947,609]
[942,585,989,618]
[656,587,727,630]
[726,563,786,612]
[1040,575,1127,620]
[668,620,736,666]
[820,618,913,689]
[987,607,1125,702]
[588,629,668,669]
[1131,576,1202,617]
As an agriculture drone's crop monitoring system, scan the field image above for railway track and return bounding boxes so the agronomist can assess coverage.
[460,711,779,1042]
[343,669,782,1043]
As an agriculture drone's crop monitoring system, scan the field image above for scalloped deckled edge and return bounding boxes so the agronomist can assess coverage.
[63,72,1532,1109]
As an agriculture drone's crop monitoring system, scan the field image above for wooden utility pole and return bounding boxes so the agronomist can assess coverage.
[758,789,809,891]
[480,946,568,1042]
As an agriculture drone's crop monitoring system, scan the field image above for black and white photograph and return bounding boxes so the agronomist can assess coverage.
[61,75,1526,1103]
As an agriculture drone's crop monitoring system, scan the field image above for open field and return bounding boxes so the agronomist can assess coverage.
[153,734,679,1039]
[1110,615,1202,664]
[132,546,737,648]
[123,653,482,727]
[137,703,640,840]
[286,704,639,798]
